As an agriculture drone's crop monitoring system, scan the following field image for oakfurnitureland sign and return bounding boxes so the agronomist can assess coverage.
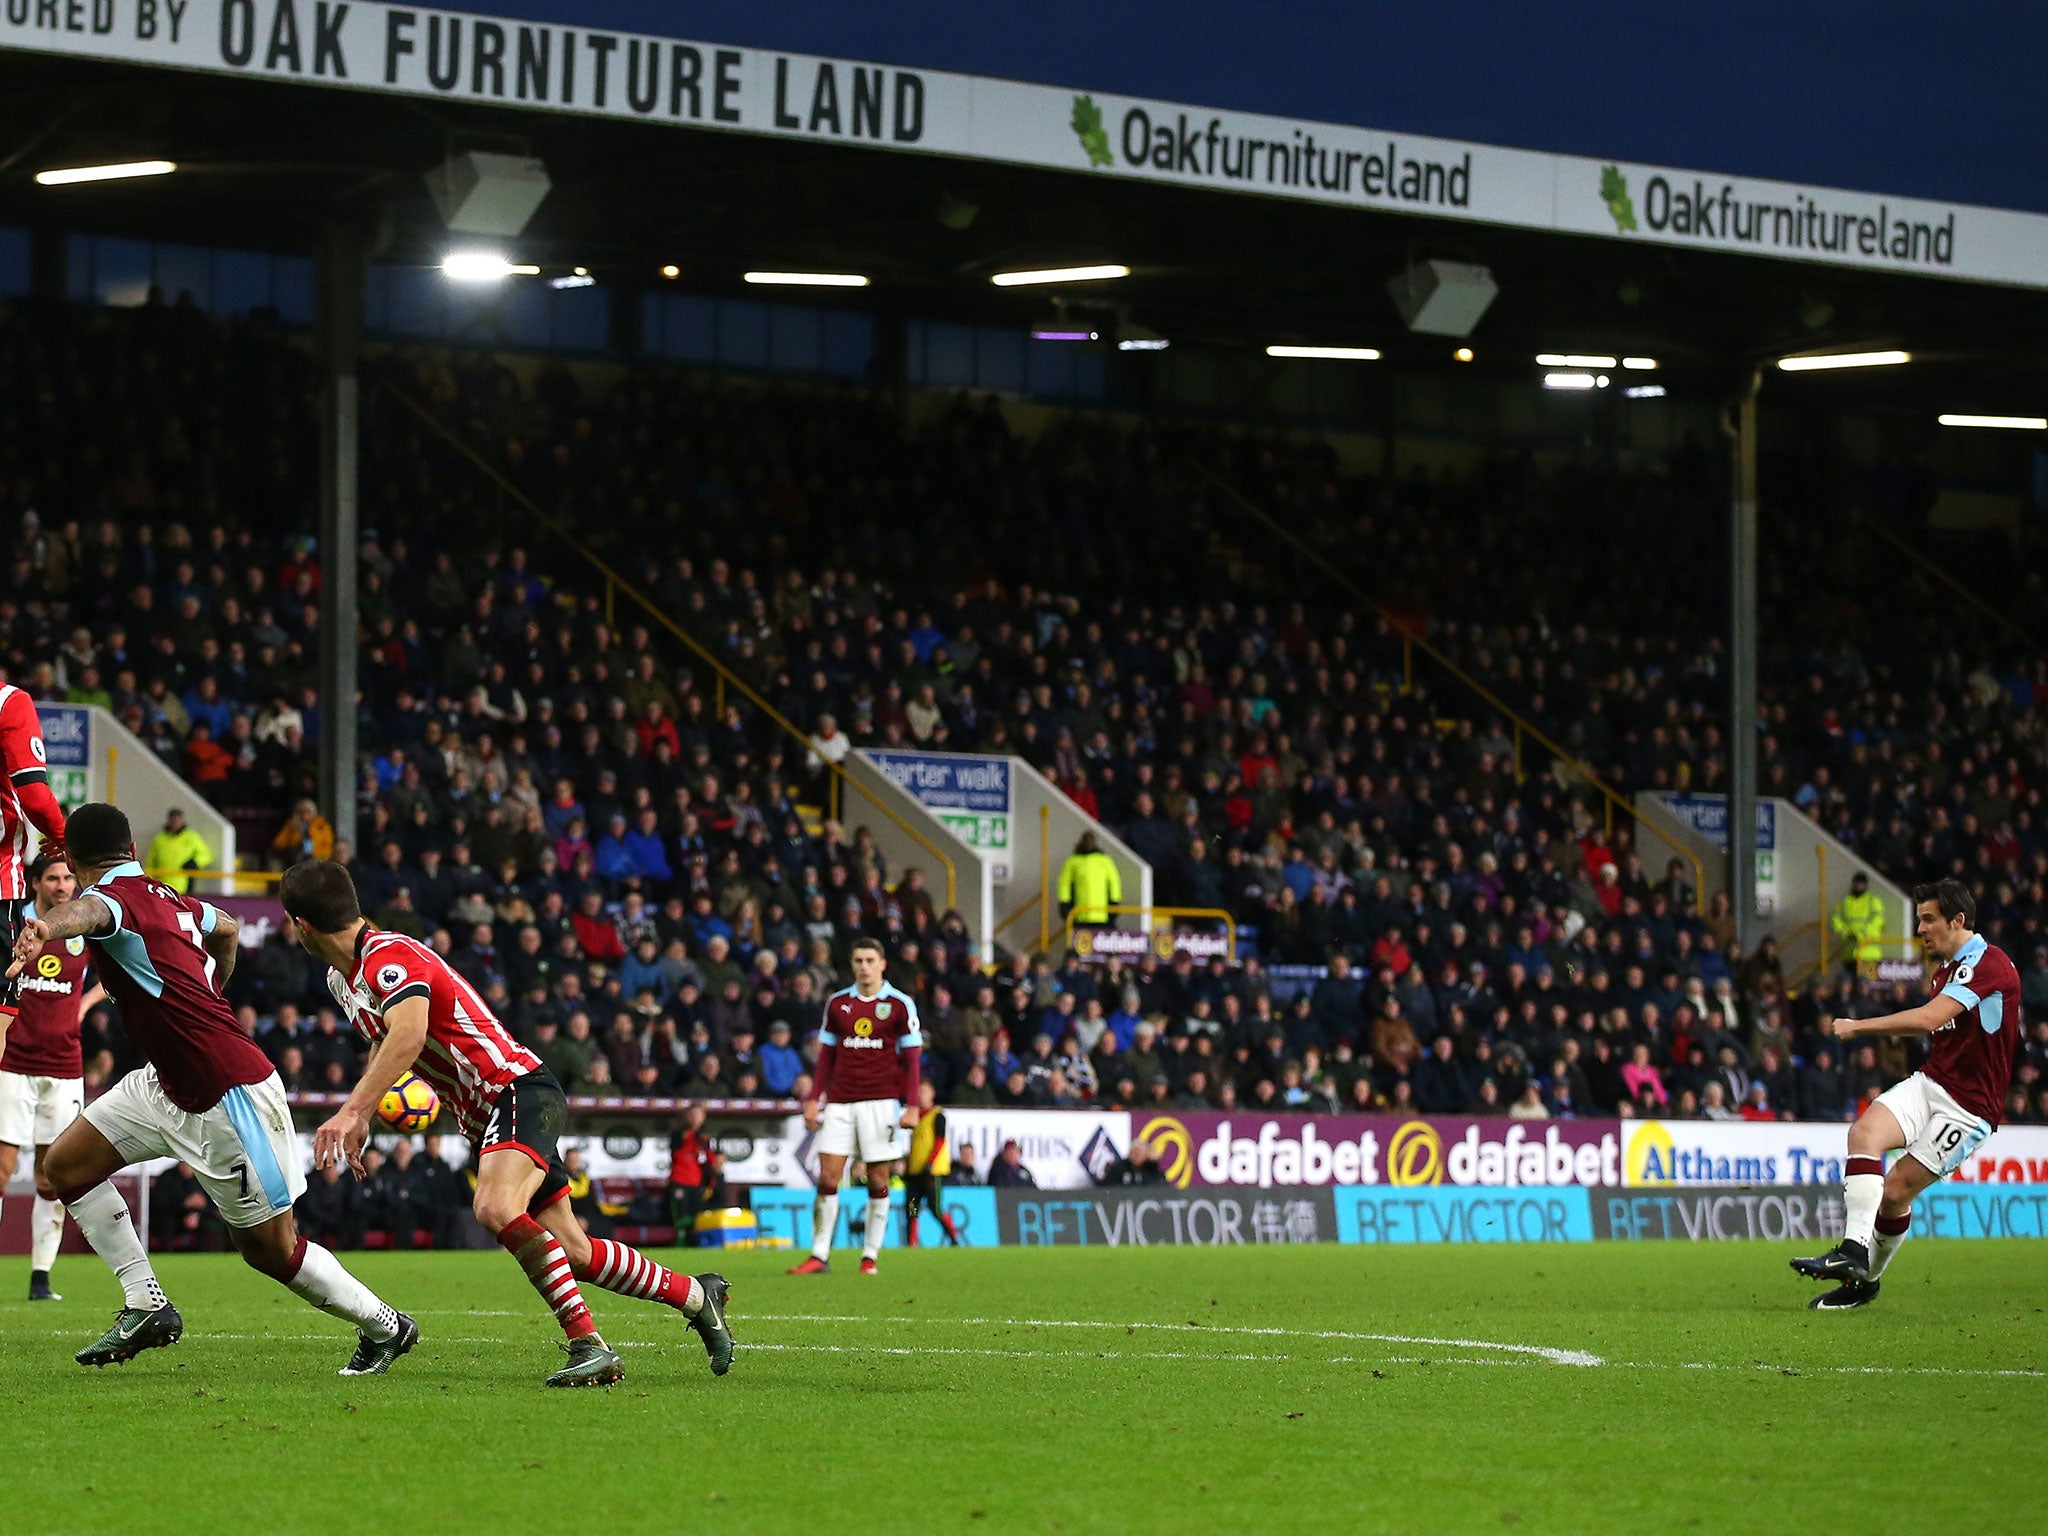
[8,1,2048,287]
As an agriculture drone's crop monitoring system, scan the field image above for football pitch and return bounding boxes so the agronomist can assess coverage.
[3,1241,2043,1536]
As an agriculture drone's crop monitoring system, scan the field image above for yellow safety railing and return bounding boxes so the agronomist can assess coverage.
[382,384,958,913]
[991,807,1056,953]
[1192,463,1706,915]
[992,891,1044,943]
[1062,904,1239,963]
[1866,522,2046,659]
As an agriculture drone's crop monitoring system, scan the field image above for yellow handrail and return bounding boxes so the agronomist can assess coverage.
[1191,462,1706,915]
[991,893,1043,939]
[1816,843,1827,975]
[381,384,959,913]
[1038,804,1051,952]
[1865,522,2046,659]
[1063,904,1238,962]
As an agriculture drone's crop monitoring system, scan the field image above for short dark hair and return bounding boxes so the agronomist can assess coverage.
[849,936,885,960]
[279,859,363,934]
[27,851,66,883]
[65,803,133,871]
[1912,878,1976,930]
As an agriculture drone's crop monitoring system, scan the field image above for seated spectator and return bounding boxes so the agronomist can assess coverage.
[1413,1035,1470,1114]
[1097,1138,1168,1186]
[1699,1080,1739,1121]
[571,890,627,963]
[760,1019,804,1095]
[1620,1043,1668,1108]
[272,797,334,865]
[987,1139,1036,1188]
[948,1062,998,1106]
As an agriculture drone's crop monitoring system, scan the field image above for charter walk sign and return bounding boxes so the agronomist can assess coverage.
[9,0,2048,288]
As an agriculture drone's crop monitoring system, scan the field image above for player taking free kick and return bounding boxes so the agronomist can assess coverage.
[789,937,921,1277]
[1793,879,2023,1309]
[281,859,735,1387]
[12,804,418,1374]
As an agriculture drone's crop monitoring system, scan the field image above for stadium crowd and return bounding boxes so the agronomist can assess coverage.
[6,295,2048,1182]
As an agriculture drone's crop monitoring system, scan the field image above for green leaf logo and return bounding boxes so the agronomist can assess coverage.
[1600,165,1638,232]
[1071,94,1113,168]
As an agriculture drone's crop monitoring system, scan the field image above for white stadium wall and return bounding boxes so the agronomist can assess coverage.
[1634,791,1912,980]
[36,703,238,891]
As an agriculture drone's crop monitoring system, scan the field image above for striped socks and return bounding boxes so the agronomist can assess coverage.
[498,1214,598,1340]
[577,1238,704,1315]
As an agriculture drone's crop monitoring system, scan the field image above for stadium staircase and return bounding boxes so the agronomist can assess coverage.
[378,383,967,924]
[1187,462,1705,911]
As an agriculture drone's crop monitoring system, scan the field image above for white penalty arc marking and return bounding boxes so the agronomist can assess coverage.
[749,1311,1606,1368]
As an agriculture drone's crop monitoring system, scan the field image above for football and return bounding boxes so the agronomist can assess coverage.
[377,1073,440,1132]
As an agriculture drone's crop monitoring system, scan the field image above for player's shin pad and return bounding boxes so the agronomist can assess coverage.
[65,1183,166,1311]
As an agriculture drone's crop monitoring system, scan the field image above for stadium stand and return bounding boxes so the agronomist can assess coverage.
[5,291,2046,1228]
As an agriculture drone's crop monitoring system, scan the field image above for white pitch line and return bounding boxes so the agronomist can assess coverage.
[16,1315,2044,1381]
[748,1312,1608,1368]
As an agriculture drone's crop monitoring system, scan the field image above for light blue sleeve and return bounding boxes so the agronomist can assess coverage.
[1939,981,1982,1011]
[898,989,924,1049]
[92,889,126,937]
[195,901,221,935]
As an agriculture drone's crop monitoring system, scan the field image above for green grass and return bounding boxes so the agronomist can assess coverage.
[2,1241,2044,1535]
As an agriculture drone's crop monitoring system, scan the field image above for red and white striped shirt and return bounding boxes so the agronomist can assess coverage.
[326,926,540,1141]
[0,686,65,900]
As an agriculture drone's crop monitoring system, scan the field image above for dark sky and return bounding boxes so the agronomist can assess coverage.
[469,0,2047,211]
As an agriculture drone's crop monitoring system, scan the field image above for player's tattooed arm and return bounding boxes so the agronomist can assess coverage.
[7,893,112,975]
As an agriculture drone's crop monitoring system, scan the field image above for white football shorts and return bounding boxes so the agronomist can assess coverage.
[84,1065,305,1228]
[0,1070,85,1149]
[1878,1071,1994,1178]
[816,1098,908,1163]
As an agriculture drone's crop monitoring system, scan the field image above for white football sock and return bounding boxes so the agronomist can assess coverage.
[30,1194,64,1273]
[67,1183,167,1310]
[1870,1216,1910,1278]
[286,1240,401,1341]
[810,1191,839,1261]
[862,1193,891,1261]
[1842,1170,1883,1249]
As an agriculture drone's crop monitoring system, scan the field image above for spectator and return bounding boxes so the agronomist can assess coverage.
[1057,832,1122,928]
[987,1139,1037,1188]
[1830,872,1885,975]
[272,797,334,865]
[146,808,212,893]
[760,1020,803,1095]
[1096,1138,1167,1186]
[1620,1043,1668,1108]
[669,1105,713,1245]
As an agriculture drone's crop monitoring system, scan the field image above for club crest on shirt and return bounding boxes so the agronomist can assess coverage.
[876,1001,891,1019]
[64,937,84,956]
